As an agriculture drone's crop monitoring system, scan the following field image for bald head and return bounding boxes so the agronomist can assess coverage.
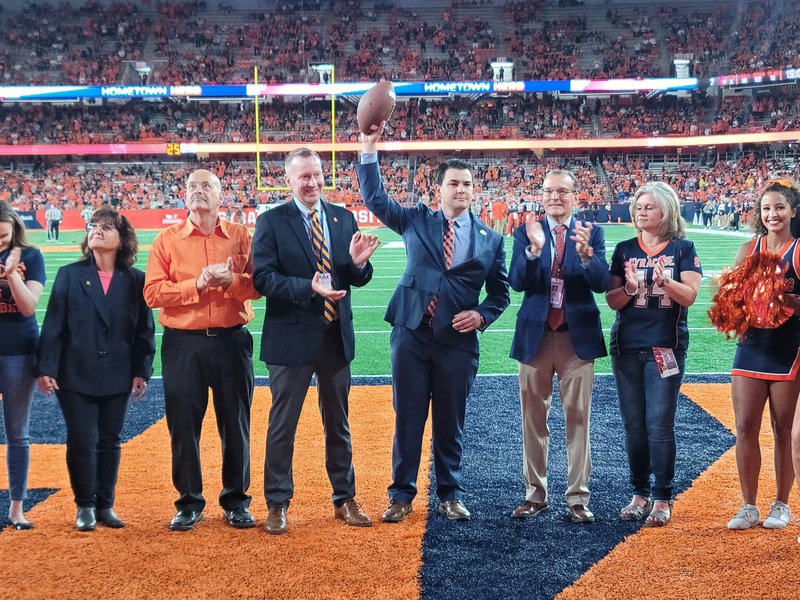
[186,169,222,215]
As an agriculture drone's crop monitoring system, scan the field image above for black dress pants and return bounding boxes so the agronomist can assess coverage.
[264,322,355,508]
[57,390,129,509]
[162,326,254,512]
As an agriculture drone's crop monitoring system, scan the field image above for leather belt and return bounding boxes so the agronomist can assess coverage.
[420,314,434,328]
[165,324,244,337]
[544,323,568,332]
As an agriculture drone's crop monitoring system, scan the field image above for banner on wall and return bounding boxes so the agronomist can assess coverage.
[33,207,384,230]
[17,211,44,229]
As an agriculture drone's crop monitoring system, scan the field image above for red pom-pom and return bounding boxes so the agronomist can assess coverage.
[708,251,794,339]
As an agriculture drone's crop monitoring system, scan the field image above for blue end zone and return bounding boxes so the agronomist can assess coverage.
[420,374,734,600]
[0,489,57,531]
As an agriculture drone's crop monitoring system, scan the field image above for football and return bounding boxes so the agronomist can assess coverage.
[356,81,395,135]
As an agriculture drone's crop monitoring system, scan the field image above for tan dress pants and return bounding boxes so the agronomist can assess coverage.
[518,329,594,507]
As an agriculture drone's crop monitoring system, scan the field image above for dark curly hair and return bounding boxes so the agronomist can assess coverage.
[80,207,138,270]
[752,178,800,237]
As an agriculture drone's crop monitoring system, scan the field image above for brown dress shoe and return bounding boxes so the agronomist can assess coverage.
[334,498,372,527]
[568,504,595,524]
[439,500,471,521]
[511,501,549,519]
[264,506,288,534]
[381,501,413,523]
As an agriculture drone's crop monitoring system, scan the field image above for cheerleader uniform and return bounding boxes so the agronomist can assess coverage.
[731,237,800,381]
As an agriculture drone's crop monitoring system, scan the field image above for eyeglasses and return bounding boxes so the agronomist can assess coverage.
[542,188,575,196]
[87,223,116,232]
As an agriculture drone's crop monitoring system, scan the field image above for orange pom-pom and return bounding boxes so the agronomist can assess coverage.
[708,251,794,339]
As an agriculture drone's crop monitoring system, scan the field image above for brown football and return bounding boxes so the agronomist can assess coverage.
[356,81,395,135]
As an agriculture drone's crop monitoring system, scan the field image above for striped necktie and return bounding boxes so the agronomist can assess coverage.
[546,223,567,330]
[309,208,336,322]
[427,217,456,317]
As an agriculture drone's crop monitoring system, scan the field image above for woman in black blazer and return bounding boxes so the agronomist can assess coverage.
[37,208,155,531]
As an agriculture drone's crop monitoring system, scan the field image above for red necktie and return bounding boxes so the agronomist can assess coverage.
[546,224,566,330]
[427,218,456,317]
[309,209,336,322]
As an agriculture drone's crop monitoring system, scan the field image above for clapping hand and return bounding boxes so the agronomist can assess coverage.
[623,259,639,294]
[3,247,21,276]
[570,221,594,260]
[652,255,668,286]
[197,257,234,291]
[525,219,546,253]
[311,272,347,301]
[349,231,381,265]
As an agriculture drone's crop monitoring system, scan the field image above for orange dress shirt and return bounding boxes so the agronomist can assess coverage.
[144,217,258,329]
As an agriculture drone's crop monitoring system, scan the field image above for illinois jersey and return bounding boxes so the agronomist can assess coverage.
[731,236,800,381]
[610,237,702,354]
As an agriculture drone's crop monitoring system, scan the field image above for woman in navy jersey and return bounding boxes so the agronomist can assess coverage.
[606,182,702,527]
[0,202,46,530]
[37,208,155,531]
[727,180,800,531]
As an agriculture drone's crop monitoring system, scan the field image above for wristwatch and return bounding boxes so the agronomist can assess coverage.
[661,277,671,287]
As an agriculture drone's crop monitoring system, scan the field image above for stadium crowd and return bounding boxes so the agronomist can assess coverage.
[4,152,798,238]
[2,88,800,147]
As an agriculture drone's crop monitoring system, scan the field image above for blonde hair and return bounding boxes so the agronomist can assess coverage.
[630,181,686,240]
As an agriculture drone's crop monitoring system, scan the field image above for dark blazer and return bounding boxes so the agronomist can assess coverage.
[37,259,155,396]
[508,219,610,363]
[356,161,509,354]
[252,199,373,366]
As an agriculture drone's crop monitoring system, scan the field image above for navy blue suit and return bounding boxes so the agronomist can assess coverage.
[509,220,609,363]
[37,258,155,509]
[37,260,155,395]
[357,160,509,503]
[252,199,374,507]
[508,218,609,507]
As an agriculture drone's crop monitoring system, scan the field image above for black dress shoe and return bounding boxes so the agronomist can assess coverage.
[169,509,204,531]
[76,507,97,532]
[97,508,125,528]
[224,507,256,529]
[8,519,34,530]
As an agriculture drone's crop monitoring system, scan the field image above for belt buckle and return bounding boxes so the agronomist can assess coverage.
[205,328,218,337]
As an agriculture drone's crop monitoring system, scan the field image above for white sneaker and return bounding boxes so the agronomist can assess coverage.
[727,504,760,530]
[762,501,791,529]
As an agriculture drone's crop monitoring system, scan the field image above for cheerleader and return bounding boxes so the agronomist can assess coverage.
[727,179,800,531]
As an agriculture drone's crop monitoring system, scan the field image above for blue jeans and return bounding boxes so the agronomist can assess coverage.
[0,354,37,501]
[612,349,685,501]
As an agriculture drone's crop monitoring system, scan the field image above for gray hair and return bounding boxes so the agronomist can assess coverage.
[544,169,577,190]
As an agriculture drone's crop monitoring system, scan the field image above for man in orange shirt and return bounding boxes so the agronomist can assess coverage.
[144,168,259,532]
